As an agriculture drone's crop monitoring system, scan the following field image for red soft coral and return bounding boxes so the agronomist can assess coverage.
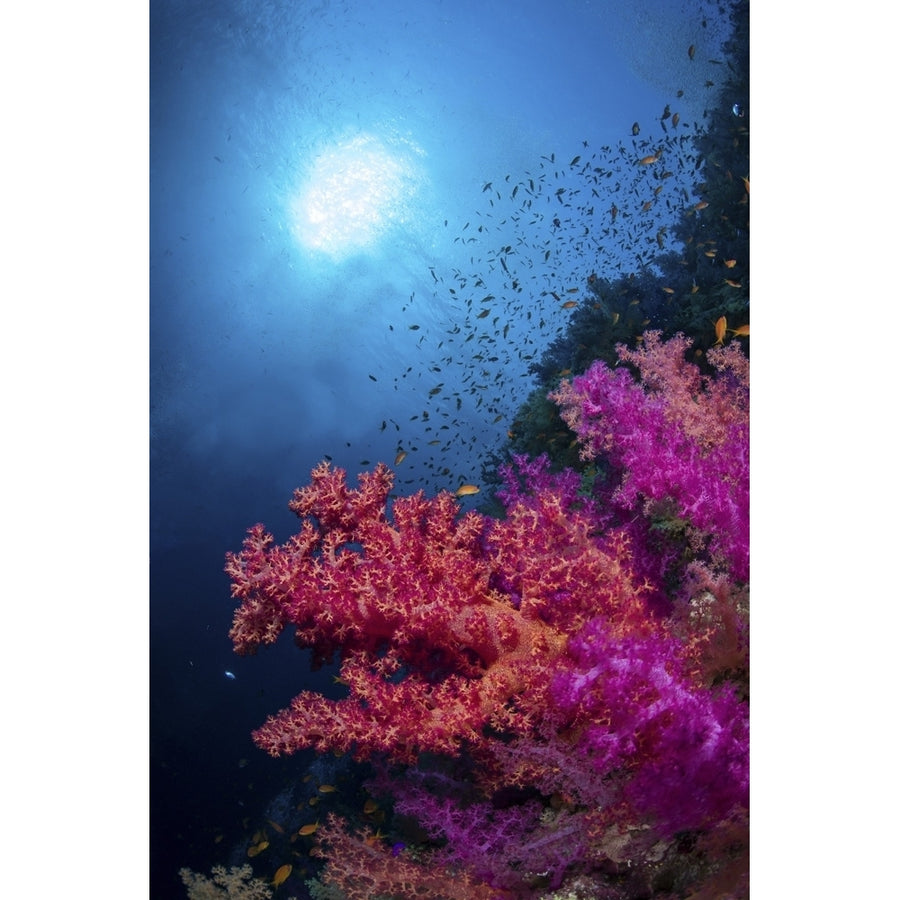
[312,813,507,900]
[226,461,655,763]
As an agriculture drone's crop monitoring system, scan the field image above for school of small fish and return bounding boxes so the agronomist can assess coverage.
[343,84,725,499]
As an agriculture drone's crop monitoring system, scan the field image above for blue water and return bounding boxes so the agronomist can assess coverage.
[151,0,731,894]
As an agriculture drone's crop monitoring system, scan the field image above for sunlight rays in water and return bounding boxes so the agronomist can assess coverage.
[292,132,424,259]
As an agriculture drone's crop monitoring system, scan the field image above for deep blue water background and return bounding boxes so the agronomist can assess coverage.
[150,1,731,895]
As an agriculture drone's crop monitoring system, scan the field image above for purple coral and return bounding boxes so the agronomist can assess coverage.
[550,331,749,581]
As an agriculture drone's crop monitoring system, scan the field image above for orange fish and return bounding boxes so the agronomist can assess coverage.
[272,864,292,887]
[298,823,319,837]
[662,287,675,294]
[714,316,727,345]
[363,799,379,815]
[267,819,285,834]
[561,300,578,309]
[723,259,737,268]
[394,450,407,465]
[671,112,680,127]
[248,841,270,858]
[639,153,660,165]
[318,784,338,794]
[724,279,742,288]
[455,484,480,497]
[742,176,750,194]
[693,200,709,210]
[729,324,750,337]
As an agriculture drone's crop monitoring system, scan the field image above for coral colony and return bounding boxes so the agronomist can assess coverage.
[225,331,749,898]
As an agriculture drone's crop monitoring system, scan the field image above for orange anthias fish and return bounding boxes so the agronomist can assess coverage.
[298,822,319,837]
[639,153,660,165]
[394,450,407,465]
[729,323,750,337]
[561,300,578,309]
[714,316,727,345]
[272,864,292,887]
[455,484,480,497]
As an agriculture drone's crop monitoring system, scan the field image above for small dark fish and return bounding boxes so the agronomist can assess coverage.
[632,122,640,135]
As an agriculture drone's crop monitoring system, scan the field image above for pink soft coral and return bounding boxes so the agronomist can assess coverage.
[550,331,749,581]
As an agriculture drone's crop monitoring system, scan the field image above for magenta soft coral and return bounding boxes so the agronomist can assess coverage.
[552,615,749,837]
[550,331,749,581]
